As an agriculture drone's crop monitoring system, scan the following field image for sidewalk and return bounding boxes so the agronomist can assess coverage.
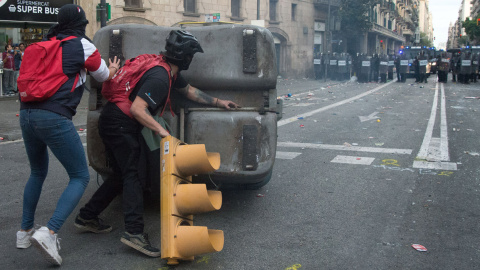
[0,93,89,141]
[0,77,344,142]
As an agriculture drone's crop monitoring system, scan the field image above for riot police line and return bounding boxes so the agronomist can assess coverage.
[314,51,480,84]
[314,53,399,83]
[448,50,479,84]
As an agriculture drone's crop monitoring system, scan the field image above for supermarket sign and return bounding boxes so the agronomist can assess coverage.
[0,0,73,23]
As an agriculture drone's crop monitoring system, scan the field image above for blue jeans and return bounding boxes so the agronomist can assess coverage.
[20,109,90,232]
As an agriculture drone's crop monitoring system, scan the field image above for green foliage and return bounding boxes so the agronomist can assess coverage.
[457,36,470,46]
[462,17,480,43]
[419,32,433,47]
[339,0,381,35]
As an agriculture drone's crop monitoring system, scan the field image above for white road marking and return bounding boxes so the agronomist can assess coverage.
[331,155,375,165]
[275,151,302,159]
[413,160,457,171]
[414,82,456,170]
[277,80,397,127]
[416,83,438,160]
[277,142,412,155]
[440,83,449,161]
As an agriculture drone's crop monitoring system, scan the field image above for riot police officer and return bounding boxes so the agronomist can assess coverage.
[459,51,472,84]
[387,54,395,80]
[379,54,388,83]
[418,51,428,83]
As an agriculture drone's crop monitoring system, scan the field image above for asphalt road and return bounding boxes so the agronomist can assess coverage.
[1,75,480,269]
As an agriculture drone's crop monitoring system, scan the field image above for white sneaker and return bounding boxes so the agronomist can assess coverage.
[16,229,35,248]
[30,226,62,266]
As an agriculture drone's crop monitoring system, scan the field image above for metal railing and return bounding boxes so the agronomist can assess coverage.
[372,23,406,42]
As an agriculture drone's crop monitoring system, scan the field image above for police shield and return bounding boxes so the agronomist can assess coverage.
[418,55,428,74]
[399,54,409,73]
[460,54,472,75]
[379,55,388,74]
[361,55,371,75]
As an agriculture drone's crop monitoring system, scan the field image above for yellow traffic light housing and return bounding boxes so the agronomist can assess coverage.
[160,135,223,265]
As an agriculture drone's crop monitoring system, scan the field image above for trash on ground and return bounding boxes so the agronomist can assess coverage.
[375,142,385,146]
[411,244,427,252]
[352,143,359,146]
[464,151,480,156]
[343,142,352,147]
[300,124,305,128]
[297,117,304,120]
[256,194,265,197]
[377,119,381,122]
[16,114,19,117]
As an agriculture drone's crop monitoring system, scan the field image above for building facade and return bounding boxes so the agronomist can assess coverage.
[447,0,472,49]
[0,0,423,78]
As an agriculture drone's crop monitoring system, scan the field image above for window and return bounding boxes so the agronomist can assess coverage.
[125,0,142,8]
[185,0,196,13]
[291,4,297,21]
[270,0,277,21]
[232,0,240,18]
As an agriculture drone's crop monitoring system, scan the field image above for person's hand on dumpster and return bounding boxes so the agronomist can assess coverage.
[216,98,241,110]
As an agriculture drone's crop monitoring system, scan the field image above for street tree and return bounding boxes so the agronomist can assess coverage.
[419,32,433,47]
[339,0,381,54]
[462,17,480,45]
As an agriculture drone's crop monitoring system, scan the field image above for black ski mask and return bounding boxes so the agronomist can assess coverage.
[46,4,91,41]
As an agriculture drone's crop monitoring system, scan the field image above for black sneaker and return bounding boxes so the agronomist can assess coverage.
[74,214,112,233]
[120,232,160,257]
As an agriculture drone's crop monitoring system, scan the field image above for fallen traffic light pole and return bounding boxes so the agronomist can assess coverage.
[160,135,223,265]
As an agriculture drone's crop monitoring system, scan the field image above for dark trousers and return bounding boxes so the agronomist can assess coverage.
[79,103,145,234]
[380,73,387,83]
[420,73,427,83]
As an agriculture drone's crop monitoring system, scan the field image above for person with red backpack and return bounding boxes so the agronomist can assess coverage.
[16,4,120,266]
[73,30,239,257]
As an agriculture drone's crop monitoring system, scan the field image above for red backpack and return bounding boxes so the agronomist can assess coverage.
[18,36,78,102]
[102,54,176,118]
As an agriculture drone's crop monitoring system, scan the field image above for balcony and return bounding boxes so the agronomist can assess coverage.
[403,28,414,36]
[371,23,406,42]
[380,0,389,11]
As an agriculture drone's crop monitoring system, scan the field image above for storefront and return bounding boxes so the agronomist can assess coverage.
[0,0,74,48]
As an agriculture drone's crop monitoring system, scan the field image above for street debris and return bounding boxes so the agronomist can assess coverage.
[300,124,305,128]
[411,244,427,252]
[256,194,265,197]
[16,114,19,117]
[297,117,304,120]
[375,142,384,146]
[343,142,352,147]
[464,151,480,156]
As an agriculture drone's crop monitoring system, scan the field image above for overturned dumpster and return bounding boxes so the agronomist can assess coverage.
[87,24,279,195]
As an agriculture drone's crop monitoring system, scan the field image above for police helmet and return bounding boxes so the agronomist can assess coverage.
[163,30,204,70]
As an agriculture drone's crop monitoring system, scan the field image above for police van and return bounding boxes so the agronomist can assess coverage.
[398,46,435,77]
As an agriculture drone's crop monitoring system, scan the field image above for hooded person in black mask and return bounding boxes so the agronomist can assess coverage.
[46,4,92,42]
[17,4,120,266]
